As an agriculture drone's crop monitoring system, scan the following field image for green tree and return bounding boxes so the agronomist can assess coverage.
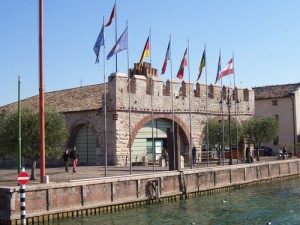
[0,108,68,180]
[241,116,279,161]
[206,118,242,164]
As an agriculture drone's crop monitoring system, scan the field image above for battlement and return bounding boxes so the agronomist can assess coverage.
[107,64,254,114]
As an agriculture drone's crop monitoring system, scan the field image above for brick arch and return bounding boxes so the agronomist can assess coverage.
[130,113,190,147]
[67,118,99,149]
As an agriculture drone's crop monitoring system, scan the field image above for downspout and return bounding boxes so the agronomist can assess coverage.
[291,94,297,155]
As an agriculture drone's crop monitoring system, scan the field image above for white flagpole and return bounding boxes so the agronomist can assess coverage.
[102,17,108,177]
[150,28,155,172]
[204,44,209,167]
[233,52,239,164]
[125,22,132,174]
[169,35,175,171]
[114,0,118,72]
[188,39,193,169]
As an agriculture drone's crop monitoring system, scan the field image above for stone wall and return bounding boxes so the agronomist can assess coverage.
[63,71,254,166]
[1,159,299,225]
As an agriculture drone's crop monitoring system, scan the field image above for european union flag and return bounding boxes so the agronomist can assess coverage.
[93,23,104,64]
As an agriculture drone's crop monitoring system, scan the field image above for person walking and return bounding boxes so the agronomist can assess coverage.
[62,149,69,172]
[70,147,79,172]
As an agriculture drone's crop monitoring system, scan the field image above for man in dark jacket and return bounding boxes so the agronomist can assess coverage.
[63,149,69,172]
[70,147,79,172]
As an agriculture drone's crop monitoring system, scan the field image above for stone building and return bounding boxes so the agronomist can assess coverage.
[0,63,254,166]
[253,83,300,154]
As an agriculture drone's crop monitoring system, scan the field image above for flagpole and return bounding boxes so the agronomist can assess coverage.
[114,0,118,72]
[39,0,46,183]
[18,76,22,173]
[204,44,209,167]
[101,17,108,177]
[169,35,175,171]
[187,39,192,169]
[218,50,225,166]
[125,22,132,174]
[150,28,155,172]
[221,77,225,166]
[233,52,239,164]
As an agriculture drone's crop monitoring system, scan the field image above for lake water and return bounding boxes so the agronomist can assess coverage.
[45,178,300,225]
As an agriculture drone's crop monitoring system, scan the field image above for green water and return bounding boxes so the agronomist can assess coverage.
[46,178,300,225]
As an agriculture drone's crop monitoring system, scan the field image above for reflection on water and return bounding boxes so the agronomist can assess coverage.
[46,178,300,225]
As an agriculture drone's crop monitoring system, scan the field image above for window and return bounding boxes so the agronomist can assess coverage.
[272,100,278,106]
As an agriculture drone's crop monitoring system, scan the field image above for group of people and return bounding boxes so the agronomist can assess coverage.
[63,147,79,172]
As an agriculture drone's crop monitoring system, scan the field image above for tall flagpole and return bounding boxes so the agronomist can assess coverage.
[150,28,155,172]
[102,17,108,177]
[221,79,225,165]
[114,0,118,72]
[188,40,193,169]
[204,44,209,167]
[233,52,239,164]
[39,0,46,183]
[18,76,22,173]
[169,35,175,171]
[125,22,132,174]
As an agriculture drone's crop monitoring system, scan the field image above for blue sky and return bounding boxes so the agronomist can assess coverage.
[1,0,300,106]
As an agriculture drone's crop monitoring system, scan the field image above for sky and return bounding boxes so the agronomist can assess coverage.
[1,0,300,106]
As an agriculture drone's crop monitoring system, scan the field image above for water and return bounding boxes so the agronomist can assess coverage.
[45,178,300,225]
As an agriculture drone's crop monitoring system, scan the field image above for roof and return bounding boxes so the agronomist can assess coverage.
[253,83,300,100]
[0,83,106,113]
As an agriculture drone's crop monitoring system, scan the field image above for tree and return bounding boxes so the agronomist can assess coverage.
[206,118,242,164]
[0,108,68,180]
[241,116,279,161]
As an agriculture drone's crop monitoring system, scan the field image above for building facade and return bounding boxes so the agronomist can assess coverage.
[1,63,255,166]
[253,83,300,154]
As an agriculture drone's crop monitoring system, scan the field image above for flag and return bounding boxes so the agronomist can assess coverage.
[215,53,221,83]
[177,48,187,79]
[93,23,104,64]
[105,4,116,27]
[107,27,128,60]
[197,49,206,81]
[161,41,170,74]
[218,58,234,79]
[138,36,150,70]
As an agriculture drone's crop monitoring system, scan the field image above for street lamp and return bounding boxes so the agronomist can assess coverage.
[226,89,233,165]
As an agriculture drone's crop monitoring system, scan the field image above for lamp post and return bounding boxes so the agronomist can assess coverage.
[235,98,240,164]
[226,89,233,165]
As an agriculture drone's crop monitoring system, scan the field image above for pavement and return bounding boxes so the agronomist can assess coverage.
[0,156,284,187]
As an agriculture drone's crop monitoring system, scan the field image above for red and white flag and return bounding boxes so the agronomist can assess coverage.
[176,48,187,79]
[218,58,234,79]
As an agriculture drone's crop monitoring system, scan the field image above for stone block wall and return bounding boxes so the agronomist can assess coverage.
[1,159,300,224]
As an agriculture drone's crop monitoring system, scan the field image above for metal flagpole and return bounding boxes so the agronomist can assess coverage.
[39,0,46,183]
[126,22,132,174]
[150,29,155,172]
[18,76,22,173]
[233,53,239,164]
[102,17,108,177]
[169,35,176,171]
[221,78,225,166]
[114,0,118,72]
[204,45,209,167]
[187,40,193,169]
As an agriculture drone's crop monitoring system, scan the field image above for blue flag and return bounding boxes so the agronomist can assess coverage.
[215,53,222,84]
[93,23,104,64]
[107,27,128,60]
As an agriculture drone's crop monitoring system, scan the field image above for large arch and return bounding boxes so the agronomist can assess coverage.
[131,114,190,148]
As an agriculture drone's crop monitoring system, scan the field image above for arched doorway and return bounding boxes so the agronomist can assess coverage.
[73,124,97,164]
[131,118,188,167]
